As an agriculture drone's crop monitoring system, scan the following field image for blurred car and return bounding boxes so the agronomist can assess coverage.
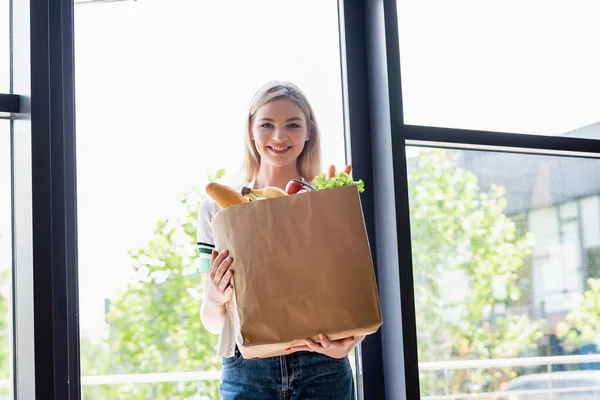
[502,371,600,400]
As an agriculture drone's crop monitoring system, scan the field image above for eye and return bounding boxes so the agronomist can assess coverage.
[260,123,273,129]
[288,123,301,129]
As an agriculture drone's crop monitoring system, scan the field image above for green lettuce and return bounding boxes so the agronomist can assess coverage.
[312,171,365,193]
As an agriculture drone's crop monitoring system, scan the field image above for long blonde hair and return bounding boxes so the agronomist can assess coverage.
[244,81,322,182]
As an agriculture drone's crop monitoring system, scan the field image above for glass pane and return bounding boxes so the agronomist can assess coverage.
[0,0,8,93]
[396,1,600,138]
[74,1,347,398]
[0,121,13,396]
[408,147,600,398]
[582,196,600,249]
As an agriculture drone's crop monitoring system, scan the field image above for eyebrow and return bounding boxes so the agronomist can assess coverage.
[259,117,304,122]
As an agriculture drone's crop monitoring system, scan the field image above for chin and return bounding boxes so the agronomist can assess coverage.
[264,158,296,169]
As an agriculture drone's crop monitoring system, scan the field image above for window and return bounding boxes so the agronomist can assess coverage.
[582,196,600,249]
[408,147,600,397]
[74,1,346,398]
[0,0,8,93]
[587,247,600,282]
[396,0,600,138]
[0,121,12,396]
[15,0,600,397]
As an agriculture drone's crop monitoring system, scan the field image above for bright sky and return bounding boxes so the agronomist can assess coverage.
[0,0,7,93]
[397,0,600,135]
[0,0,599,347]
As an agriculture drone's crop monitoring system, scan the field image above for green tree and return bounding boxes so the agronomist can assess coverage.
[557,278,600,348]
[409,149,544,395]
[80,334,115,400]
[103,172,225,399]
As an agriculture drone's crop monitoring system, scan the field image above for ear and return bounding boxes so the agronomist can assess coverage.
[250,131,255,141]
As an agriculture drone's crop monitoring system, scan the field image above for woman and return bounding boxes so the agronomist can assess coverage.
[197,81,361,399]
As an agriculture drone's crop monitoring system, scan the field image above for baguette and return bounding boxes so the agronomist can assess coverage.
[206,182,249,209]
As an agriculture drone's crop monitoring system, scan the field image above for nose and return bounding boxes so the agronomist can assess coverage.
[272,126,287,141]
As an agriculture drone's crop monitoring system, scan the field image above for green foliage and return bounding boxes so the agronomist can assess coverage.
[103,185,220,399]
[557,278,600,348]
[0,268,9,380]
[409,149,544,395]
[207,168,226,182]
[0,234,12,396]
[80,336,115,399]
[312,171,364,192]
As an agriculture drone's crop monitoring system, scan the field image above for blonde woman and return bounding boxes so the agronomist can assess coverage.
[197,81,361,399]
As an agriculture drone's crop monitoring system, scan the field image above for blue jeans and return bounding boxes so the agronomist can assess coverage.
[220,347,356,400]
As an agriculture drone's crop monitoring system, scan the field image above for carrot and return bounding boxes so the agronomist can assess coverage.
[344,164,352,174]
[327,164,336,179]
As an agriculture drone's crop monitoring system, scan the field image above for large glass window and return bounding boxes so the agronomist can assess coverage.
[408,147,600,398]
[0,121,12,396]
[396,0,600,139]
[0,0,8,93]
[74,1,346,398]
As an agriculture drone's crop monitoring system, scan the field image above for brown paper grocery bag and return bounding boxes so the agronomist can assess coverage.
[212,185,382,359]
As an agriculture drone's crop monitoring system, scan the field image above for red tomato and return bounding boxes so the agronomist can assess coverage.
[285,180,304,195]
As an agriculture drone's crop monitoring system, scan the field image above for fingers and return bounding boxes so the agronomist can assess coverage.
[319,334,334,349]
[209,249,228,277]
[209,250,218,276]
[285,338,324,353]
[213,251,232,283]
[218,270,233,292]
[304,338,323,352]
[285,335,356,356]
[317,334,354,348]
[224,284,234,300]
[285,345,310,353]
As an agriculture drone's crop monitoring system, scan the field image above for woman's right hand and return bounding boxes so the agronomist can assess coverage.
[205,249,234,306]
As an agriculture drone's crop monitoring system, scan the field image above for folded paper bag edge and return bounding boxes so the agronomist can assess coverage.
[237,322,383,359]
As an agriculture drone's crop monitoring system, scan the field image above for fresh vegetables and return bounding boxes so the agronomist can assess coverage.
[285,164,364,195]
[285,178,316,195]
[327,164,336,179]
[205,163,364,210]
[285,180,304,195]
[312,164,364,193]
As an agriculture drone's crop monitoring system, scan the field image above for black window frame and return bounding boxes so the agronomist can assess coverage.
[0,0,598,398]
[342,0,600,398]
[29,0,81,397]
[0,94,20,116]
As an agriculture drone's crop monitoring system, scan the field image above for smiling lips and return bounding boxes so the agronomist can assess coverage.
[267,145,292,155]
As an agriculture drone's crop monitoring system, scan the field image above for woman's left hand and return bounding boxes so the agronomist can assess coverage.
[285,334,357,359]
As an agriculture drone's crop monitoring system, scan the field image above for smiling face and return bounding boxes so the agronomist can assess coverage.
[250,98,310,170]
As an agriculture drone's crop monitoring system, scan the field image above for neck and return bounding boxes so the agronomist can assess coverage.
[254,164,302,190]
